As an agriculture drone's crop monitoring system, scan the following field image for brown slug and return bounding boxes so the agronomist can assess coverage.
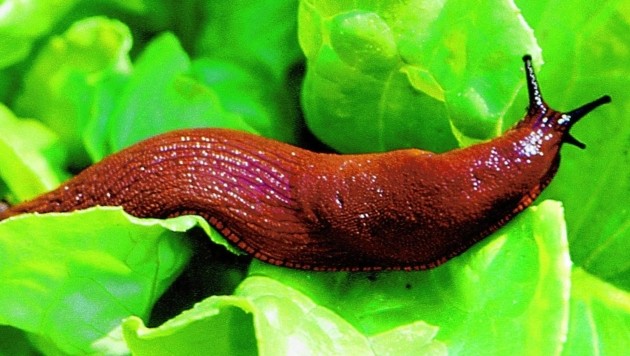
[0,55,610,271]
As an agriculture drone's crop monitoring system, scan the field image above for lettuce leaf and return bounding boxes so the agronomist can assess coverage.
[194,0,303,143]
[195,0,302,84]
[299,0,540,153]
[0,0,79,69]
[123,276,445,355]
[14,16,133,166]
[564,268,630,354]
[105,32,253,154]
[0,104,67,202]
[0,208,197,354]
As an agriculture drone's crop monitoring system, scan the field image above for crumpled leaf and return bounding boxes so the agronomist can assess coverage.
[0,1,627,354]
[0,0,79,68]
[106,32,254,153]
[248,201,572,354]
[299,0,540,153]
[0,104,67,202]
[0,207,214,354]
[123,276,444,356]
[564,267,630,355]
[14,16,133,166]
[196,0,302,84]
[123,296,258,356]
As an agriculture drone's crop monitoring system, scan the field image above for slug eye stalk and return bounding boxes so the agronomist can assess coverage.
[521,55,611,149]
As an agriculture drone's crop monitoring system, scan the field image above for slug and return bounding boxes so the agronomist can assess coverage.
[0,55,610,271]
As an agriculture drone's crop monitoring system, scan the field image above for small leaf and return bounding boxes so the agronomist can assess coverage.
[0,0,79,68]
[123,296,257,356]
[0,104,67,201]
[107,32,254,152]
[564,268,630,355]
[14,16,133,166]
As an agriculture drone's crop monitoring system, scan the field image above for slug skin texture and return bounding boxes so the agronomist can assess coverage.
[0,56,610,271]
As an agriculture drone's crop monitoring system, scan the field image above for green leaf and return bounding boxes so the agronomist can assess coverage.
[564,268,630,355]
[193,0,304,143]
[125,276,418,356]
[14,16,133,166]
[196,0,302,84]
[123,296,257,356]
[0,104,67,202]
[367,322,447,356]
[107,32,254,153]
[0,0,79,68]
[236,276,376,355]
[81,71,131,162]
[0,207,199,354]
[190,58,300,143]
[299,0,540,153]
[101,0,149,14]
[249,200,572,354]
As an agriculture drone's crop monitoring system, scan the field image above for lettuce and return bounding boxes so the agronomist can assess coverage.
[299,0,540,152]
[0,208,195,354]
[0,104,67,202]
[14,16,133,166]
[0,0,628,355]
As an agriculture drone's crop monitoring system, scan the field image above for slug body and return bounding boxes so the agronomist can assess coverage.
[0,56,610,271]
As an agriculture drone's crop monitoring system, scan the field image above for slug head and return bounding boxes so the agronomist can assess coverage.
[521,55,611,149]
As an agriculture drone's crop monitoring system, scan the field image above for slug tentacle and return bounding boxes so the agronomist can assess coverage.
[566,95,612,125]
[520,55,611,149]
[0,55,610,271]
[561,95,611,149]
[523,54,547,117]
